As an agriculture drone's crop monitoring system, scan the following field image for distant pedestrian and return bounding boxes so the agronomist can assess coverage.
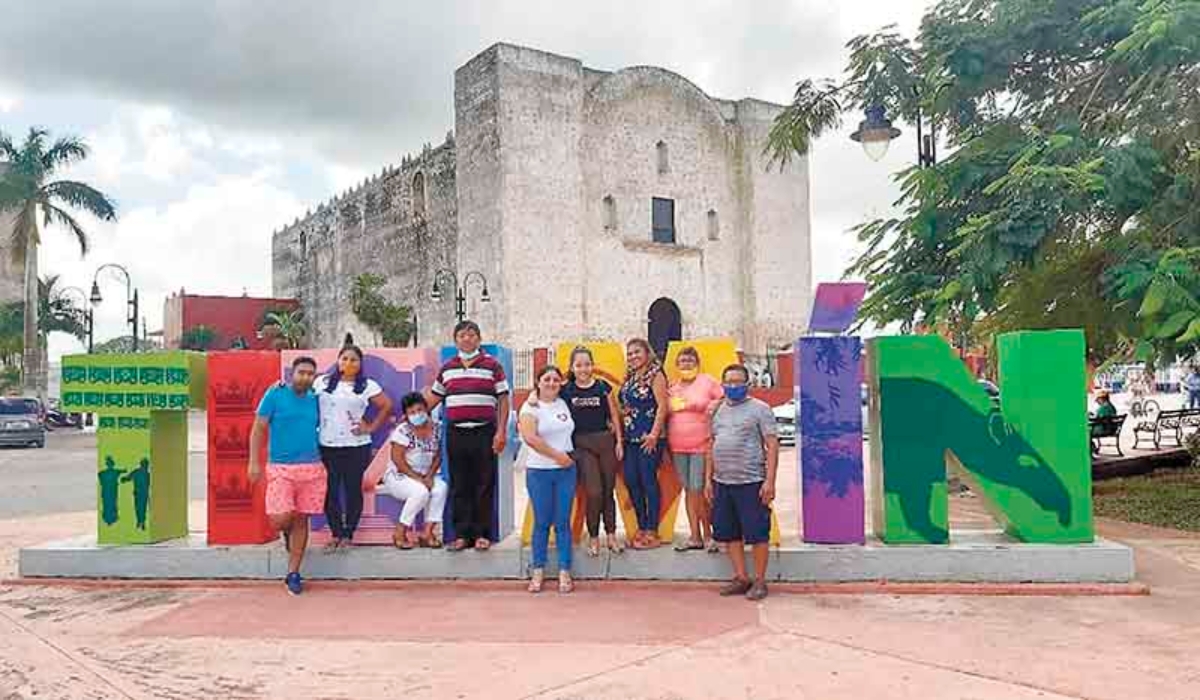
[561,346,624,556]
[667,346,723,552]
[379,392,447,549]
[1092,390,1117,419]
[519,365,577,594]
[619,338,669,549]
[426,321,511,551]
[315,335,394,549]
[705,364,779,601]
[249,356,323,596]
[1185,366,1200,410]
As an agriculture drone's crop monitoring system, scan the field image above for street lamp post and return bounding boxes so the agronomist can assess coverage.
[90,263,139,352]
[850,82,954,167]
[431,269,490,324]
[57,286,94,353]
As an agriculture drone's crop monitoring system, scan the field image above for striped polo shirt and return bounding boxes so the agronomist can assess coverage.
[431,353,510,427]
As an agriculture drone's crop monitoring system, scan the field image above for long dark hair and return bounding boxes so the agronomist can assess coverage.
[324,333,368,394]
[565,345,595,385]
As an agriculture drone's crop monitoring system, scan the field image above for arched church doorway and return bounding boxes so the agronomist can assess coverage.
[647,297,682,359]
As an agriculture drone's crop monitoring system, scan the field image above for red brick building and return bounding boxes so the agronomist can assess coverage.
[163,291,299,351]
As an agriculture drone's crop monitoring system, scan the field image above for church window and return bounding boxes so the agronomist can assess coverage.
[652,197,675,244]
[707,209,719,241]
[412,171,427,219]
[656,140,669,174]
[298,231,308,257]
[603,195,617,230]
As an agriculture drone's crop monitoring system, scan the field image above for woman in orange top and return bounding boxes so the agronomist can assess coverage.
[666,346,724,551]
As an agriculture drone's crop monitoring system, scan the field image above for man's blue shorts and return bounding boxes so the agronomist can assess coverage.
[711,481,771,545]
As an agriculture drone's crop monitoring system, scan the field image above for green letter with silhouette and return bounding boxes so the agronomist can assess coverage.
[62,352,207,544]
[866,330,1092,544]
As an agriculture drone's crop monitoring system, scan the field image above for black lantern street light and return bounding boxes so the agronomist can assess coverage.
[851,83,953,168]
[90,263,139,352]
[431,269,490,324]
[58,286,95,353]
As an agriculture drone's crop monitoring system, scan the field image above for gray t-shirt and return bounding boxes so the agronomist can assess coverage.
[710,398,777,485]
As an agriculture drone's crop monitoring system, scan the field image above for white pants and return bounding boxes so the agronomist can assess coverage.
[379,473,448,527]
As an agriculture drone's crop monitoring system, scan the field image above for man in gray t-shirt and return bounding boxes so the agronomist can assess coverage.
[704,364,779,601]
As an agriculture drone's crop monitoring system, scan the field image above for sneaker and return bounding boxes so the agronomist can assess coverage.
[719,578,752,596]
[285,572,303,596]
[745,581,769,601]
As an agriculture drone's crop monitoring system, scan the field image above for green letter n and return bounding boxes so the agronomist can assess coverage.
[867,330,1093,544]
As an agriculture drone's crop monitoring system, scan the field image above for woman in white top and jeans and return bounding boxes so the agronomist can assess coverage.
[314,335,393,549]
[518,365,577,594]
[379,392,448,549]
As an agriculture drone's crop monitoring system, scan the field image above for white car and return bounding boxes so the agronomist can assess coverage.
[772,400,796,446]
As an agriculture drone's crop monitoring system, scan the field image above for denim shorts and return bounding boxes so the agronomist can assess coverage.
[711,481,771,544]
[672,453,706,492]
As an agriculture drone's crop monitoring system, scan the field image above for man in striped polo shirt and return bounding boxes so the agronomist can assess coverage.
[426,321,511,551]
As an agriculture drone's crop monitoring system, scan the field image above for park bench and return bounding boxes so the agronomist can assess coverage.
[1089,414,1126,456]
[1131,407,1200,450]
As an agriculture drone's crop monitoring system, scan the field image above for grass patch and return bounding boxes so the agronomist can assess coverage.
[1093,467,1200,532]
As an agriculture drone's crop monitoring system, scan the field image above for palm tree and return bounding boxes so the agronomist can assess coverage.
[0,128,116,396]
[40,274,87,342]
[261,309,307,349]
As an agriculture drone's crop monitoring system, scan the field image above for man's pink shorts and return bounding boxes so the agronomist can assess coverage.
[265,462,327,516]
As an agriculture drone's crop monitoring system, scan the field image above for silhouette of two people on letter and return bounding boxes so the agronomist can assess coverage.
[98,455,151,530]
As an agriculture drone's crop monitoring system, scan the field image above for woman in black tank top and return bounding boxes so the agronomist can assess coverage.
[560,347,625,555]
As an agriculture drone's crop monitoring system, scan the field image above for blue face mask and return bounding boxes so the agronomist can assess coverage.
[459,348,480,362]
[408,411,429,427]
[723,384,749,403]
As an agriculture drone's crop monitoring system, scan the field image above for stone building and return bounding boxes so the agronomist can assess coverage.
[272,43,812,355]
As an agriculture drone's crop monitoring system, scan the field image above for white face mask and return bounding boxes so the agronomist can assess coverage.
[459,348,481,361]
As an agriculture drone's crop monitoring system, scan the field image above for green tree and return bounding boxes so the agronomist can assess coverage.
[39,274,87,342]
[350,273,413,347]
[0,128,116,395]
[766,0,1200,365]
[260,309,308,349]
[179,324,219,351]
[94,335,161,354]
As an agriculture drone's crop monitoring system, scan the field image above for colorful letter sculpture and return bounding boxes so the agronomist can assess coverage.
[283,348,437,545]
[438,344,517,545]
[797,337,865,544]
[867,330,1093,544]
[207,351,280,545]
[60,352,206,544]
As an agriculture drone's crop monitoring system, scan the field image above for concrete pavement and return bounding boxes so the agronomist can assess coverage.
[4,414,1200,697]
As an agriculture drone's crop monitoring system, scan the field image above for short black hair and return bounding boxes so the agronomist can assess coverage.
[401,392,428,413]
[292,356,318,370]
[722,363,750,383]
[453,320,481,338]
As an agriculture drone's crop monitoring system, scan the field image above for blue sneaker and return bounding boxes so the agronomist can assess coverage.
[285,572,303,596]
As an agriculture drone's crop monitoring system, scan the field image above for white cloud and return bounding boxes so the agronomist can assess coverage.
[44,169,304,360]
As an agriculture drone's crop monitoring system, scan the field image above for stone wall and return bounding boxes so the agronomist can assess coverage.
[273,42,812,354]
[477,44,812,352]
[272,138,458,348]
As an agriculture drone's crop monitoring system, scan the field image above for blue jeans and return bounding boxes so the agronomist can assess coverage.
[623,442,662,531]
[527,465,576,571]
[1189,390,1200,410]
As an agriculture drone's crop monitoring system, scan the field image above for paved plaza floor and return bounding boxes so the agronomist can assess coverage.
[2,416,1199,698]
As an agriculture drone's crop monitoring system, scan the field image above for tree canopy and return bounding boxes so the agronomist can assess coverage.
[350,273,414,347]
[768,0,1200,366]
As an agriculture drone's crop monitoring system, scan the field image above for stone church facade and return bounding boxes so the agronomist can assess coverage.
[272,43,812,354]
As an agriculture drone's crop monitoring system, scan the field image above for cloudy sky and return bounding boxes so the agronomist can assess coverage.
[0,0,929,359]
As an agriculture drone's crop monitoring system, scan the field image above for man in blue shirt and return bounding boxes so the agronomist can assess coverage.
[249,356,322,595]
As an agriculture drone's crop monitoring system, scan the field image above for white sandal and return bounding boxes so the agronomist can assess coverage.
[528,568,545,594]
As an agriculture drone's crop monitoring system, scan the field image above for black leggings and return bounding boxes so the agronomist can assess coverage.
[321,444,372,539]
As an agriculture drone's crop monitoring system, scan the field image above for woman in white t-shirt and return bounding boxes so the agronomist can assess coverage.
[518,365,577,594]
[314,335,393,549]
[379,392,447,549]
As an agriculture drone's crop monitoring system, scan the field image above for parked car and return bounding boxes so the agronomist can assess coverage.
[0,397,45,448]
[772,400,796,446]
